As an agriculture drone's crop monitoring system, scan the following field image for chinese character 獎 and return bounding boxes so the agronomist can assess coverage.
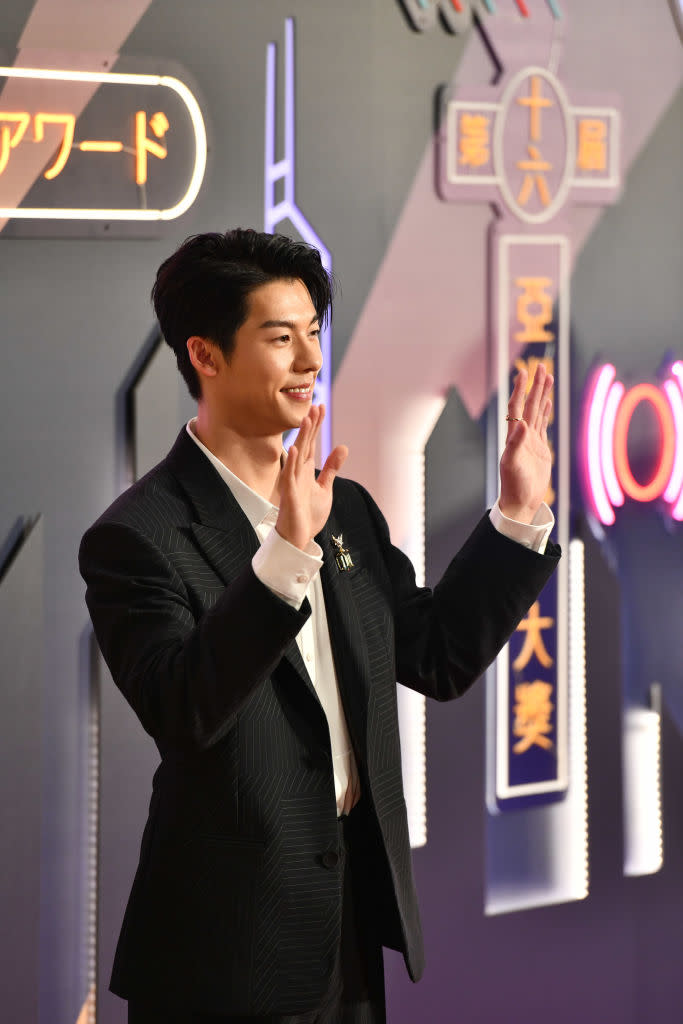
[513,680,554,753]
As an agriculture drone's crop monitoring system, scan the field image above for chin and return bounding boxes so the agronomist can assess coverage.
[278,404,312,431]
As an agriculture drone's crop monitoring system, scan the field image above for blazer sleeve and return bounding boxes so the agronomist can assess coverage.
[352,483,561,701]
[79,520,311,752]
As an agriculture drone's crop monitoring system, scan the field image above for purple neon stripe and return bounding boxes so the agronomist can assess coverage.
[285,17,295,205]
[267,160,290,183]
[264,42,276,231]
[264,17,333,459]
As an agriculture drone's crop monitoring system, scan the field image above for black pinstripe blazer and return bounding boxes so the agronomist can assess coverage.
[79,427,560,1016]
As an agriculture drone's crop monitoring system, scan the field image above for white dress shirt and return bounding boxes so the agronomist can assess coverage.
[187,421,360,816]
[186,420,554,816]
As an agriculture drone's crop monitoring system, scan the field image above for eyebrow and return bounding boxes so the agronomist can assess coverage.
[258,315,320,330]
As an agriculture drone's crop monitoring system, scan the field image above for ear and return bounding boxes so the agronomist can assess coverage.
[187,335,221,382]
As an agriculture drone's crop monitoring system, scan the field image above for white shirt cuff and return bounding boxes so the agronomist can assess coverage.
[252,528,323,609]
[489,499,554,554]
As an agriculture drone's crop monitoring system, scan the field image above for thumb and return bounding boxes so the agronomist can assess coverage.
[317,444,348,490]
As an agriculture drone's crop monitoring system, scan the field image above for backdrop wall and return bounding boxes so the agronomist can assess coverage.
[0,2,681,1022]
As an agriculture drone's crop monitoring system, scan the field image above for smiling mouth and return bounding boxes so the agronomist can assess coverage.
[281,385,313,395]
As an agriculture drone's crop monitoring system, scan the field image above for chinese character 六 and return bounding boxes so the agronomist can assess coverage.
[577,118,607,172]
[513,680,554,753]
[0,112,30,176]
[517,144,552,207]
[459,113,490,168]
[513,600,554,671]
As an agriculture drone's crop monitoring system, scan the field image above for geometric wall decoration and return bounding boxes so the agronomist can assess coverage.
[0,516,43,1022]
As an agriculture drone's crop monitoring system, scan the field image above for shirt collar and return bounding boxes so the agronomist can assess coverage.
[185,420,279,532]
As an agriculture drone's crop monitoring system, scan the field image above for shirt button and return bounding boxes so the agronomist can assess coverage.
[296,573,308,584]
[305,652,312,663]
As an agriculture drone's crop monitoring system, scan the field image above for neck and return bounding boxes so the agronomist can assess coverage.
[193,403,283,503]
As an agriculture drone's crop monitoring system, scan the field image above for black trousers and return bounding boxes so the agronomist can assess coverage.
[127,804,387,1024]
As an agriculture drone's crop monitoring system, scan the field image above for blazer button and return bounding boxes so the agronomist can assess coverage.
[321,849,339,869]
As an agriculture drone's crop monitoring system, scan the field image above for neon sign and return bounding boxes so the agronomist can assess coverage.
[0,65,207,221]
[582,361,683,524]
[438,39,623,810]
[439,67,621,224]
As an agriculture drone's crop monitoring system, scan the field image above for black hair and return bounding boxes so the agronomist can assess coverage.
[152,228,334,399]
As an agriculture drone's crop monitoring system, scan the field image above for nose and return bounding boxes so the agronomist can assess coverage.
[293,331,323,374]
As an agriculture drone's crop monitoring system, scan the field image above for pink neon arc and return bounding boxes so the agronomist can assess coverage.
[602,381,625,507]
[664,365,683,520]
[585,363,616,525]
[663,380,683,500]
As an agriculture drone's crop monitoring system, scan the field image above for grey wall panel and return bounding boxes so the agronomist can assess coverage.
[96,647,159,1024]
[115,327,183,487]
[0,517,43,1022]
[131,339,182,482]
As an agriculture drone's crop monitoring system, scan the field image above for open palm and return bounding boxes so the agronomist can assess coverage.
[499,364,554,523]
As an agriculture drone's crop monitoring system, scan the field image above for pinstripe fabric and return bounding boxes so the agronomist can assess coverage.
[79,428,560,1016]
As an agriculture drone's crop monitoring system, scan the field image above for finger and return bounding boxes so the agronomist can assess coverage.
[540,396,552,441]
[306,404,324,463]
[292,410,312,459]
[282,443,298,489]
[296,411,317,468]
[535,375,553,432]
[506,368,527,440]
[522,363,546,427]
[317,444,348,491]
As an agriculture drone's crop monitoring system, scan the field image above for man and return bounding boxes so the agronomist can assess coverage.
[79,229,559,1023]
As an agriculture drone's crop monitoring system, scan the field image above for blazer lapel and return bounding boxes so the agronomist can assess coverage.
[166,429,318,705]
[317,510,372,759]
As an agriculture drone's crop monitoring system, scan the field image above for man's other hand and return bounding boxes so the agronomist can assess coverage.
[499,363,554,524]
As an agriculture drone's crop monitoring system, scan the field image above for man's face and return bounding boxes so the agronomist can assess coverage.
[212,277,322,437]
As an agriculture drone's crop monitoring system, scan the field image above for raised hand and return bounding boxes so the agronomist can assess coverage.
[276,405,348,550]
[499,363,554,524]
